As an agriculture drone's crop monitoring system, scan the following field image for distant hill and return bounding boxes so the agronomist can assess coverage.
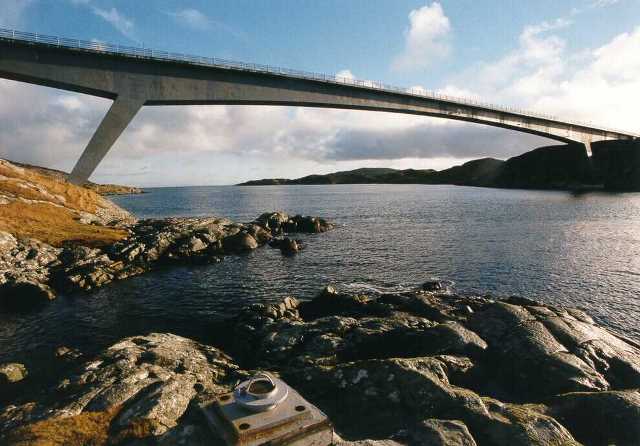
[239,143,604,191]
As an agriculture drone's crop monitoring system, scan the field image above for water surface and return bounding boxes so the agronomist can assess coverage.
[2,184,639,365]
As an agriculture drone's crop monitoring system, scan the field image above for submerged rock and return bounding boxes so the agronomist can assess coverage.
[269,237,305,255]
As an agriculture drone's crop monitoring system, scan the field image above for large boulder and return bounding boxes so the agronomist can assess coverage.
[222,232,258,253]
[0,333,242,444]
[0,363,27,386]
[549,389,640,446]
[229,284,640,444]
[466,302,610,399]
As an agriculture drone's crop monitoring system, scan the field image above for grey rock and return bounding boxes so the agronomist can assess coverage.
[411,419,477,446]
[0,333,241,439]
[222,232,258,253]
[0,363,28,385]
[115,375,197,435]
[269,237,304,255]
[550,389,640,446]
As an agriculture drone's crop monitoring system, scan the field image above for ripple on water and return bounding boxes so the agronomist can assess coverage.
[1,184,639,364]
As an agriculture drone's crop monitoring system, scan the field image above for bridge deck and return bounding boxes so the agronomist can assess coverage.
[0,27,637,183]
[1,27,636,138]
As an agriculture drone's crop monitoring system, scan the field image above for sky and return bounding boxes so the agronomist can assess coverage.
[0,0,639,186]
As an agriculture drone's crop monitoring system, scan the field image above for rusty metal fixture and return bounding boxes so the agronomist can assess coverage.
[200,372,333,446]
[234,372,289,413]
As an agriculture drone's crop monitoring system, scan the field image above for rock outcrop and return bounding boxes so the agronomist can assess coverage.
[1,212,334,307]
[1,333,242,445]
[229,283,640,445]
[3,283,639,445]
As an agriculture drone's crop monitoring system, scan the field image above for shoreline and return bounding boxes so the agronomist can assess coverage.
[3,281,640,445]
[0,212,334,310]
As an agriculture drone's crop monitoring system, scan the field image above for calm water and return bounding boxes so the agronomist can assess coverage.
[2,184,640,365]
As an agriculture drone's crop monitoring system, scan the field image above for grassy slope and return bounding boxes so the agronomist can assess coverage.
[0,159,130,247]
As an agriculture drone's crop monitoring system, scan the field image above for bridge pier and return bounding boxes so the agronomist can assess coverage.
[69,96,145,184]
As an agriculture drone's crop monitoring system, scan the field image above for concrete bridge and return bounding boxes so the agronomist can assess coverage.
[0,29,638,184]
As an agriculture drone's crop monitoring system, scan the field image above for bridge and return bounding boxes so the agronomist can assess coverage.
[0,29,638,184]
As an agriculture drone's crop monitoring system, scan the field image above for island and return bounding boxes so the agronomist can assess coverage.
[240,141,640,191]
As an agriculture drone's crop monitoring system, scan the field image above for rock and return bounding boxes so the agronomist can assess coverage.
[0,278,56,309]
[222,232,258,253]
[255,211,334,235]
[246,224,272,244]
[114,375,197,435]
[229,284,640,444]
[0,333,241,442]
[55,346,83,363]
[466,302,610,399]
[0,231,17,251]
[256,211,290,235]
[0,363,28,385]
[550,389,640,445]
[1,212,333,302]
[422,279,445,292]
[269,237,304,255]
[411,419,477,446]
[291,215,334,233]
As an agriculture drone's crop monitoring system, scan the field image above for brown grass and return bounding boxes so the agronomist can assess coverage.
[0,201,127,247]
[3,406,121,446]
[0,160,129,247]
[0,161,103,214]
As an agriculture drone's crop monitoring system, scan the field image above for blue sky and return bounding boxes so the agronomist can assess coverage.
[1,0,639,186]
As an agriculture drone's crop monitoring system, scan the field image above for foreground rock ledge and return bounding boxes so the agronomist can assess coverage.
[0,212,334,310]
[2,284,640,446]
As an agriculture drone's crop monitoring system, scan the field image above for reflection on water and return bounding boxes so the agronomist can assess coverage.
[1,184,639,364]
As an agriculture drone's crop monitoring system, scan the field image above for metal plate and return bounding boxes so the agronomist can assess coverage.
[200,385,332,446]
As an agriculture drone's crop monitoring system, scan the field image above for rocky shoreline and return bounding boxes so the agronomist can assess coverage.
[2,282,640,445]
[0,211,334,310]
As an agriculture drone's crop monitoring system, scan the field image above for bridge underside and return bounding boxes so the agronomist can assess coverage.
[0,39,636,183]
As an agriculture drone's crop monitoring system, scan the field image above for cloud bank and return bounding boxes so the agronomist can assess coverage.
[1,3,639,185]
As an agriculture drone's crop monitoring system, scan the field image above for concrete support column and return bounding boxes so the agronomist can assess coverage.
[69,96,145,184]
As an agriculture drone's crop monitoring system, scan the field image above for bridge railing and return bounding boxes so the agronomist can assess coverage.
[0,27,634,137]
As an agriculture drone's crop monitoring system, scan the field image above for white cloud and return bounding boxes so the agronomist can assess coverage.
[336,69,355,80]
[392,2,451,72]
[164,8,245,40]
[167,9,211,30]
[92,7,135,39]
[2,12,639,186]
[445,19,640,132]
